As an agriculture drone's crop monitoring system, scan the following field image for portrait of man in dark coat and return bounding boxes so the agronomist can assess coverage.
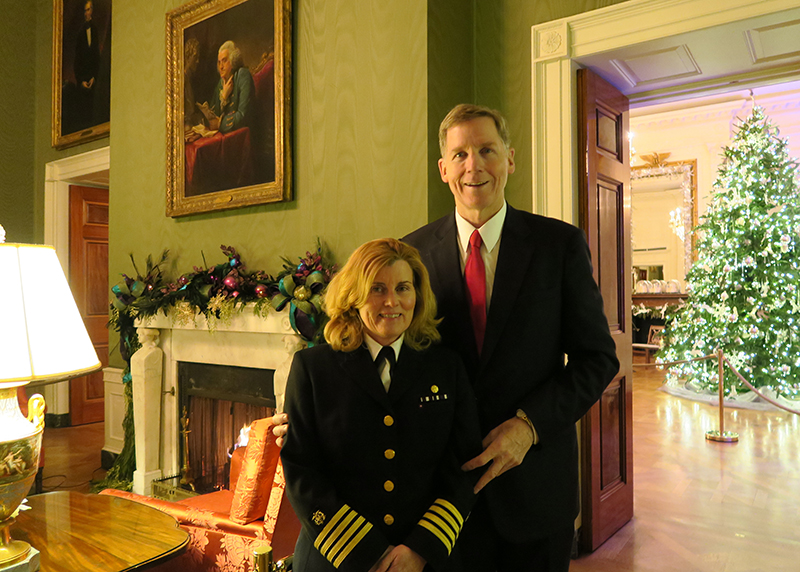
[58,0,111,139]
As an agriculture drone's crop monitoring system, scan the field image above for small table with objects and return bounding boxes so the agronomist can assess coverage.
[10,491,188,571]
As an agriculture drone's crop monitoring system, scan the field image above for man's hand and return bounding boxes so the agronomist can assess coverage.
[221,76,234,105]
[369,545,426,572]
[461,417,534,493]
[271,412,288,447]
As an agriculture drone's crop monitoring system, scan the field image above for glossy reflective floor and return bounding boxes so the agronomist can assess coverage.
[572,359,800,572]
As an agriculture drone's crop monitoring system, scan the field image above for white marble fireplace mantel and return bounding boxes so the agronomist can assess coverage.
[130,306,300,495]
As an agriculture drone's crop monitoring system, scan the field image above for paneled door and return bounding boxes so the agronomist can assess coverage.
[577,68,633,551]
[69,185,109,425]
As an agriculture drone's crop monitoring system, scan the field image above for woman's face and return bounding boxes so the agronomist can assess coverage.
[358,260,416,346]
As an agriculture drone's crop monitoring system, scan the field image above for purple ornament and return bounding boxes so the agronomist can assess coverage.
[224,276,237,289]
[255,284,268,298]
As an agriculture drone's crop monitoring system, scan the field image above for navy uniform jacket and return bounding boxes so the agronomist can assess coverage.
[281,343,482,572]
[403,205,620,541]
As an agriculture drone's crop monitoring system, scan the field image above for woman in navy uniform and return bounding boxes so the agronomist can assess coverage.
[281,238,482,572]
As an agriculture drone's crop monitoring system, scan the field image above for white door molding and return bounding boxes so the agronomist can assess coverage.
[43,146,110,415]
[531,0,800,222]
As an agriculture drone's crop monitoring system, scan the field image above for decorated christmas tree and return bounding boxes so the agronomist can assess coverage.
[659,106,800,402]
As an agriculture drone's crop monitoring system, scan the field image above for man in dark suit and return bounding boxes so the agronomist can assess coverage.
[74,0,100,129]
[402,104,619,572]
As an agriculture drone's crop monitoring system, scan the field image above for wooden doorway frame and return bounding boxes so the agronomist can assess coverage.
[44,147,110,419]
[531,0,799,548]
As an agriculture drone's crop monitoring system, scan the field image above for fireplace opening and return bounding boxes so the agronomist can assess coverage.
[178,362,275,493]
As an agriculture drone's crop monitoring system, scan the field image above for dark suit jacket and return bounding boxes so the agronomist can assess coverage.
[75,22,100,86]
[403,205,619,541]
[281,343,482,572]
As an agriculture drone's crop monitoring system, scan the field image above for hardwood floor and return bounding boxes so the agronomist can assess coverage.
[36,363,800,571]
[571,361,800,572]
[39,421,106,494]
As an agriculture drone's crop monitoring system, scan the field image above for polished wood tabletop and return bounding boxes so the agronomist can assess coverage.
[11,491,189,571]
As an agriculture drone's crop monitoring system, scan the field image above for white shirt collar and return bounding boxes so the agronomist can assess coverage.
[454,201,507,256]
[363,333,404,362]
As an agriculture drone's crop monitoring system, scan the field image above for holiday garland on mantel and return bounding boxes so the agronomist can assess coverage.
[658,106,800,403]
[94,243,336,491]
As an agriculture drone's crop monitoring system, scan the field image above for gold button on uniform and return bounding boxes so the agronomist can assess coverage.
[384,449,395,460]
[384,514,394,525]
[384,415,394,426]
[384,480,394,492]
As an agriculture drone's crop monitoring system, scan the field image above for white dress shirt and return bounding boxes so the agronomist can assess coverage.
[364,334,404,392]
[454,201,507,311]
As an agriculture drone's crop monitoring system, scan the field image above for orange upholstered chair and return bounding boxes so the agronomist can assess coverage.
[100,418,300,572]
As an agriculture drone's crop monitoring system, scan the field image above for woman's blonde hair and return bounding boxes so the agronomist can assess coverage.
[323,238,441,352]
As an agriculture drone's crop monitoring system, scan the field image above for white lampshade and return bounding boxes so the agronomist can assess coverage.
[0,243,101,389]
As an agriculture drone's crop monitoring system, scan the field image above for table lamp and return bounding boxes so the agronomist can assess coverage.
[0,227,101,568]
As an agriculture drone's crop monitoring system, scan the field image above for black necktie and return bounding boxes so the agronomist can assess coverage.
[375,346,396,377]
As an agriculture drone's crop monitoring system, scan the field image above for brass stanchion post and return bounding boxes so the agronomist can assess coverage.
[705,348,739,442]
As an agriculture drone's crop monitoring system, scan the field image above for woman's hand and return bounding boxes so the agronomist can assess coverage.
[371,545,426,572]
[367,546,394,572]
[271,412,289,447]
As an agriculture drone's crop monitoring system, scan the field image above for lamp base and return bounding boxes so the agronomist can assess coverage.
[0,542,38,571]
[0,518,31,568]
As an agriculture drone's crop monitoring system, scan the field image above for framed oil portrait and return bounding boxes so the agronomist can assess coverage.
[166,0,292,217]
[52,0,112,149]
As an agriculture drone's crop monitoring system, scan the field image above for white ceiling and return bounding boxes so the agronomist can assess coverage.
[576,5,800,107]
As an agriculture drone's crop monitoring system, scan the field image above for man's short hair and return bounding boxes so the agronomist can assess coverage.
[438,104,511,157]
[219,40,243,69]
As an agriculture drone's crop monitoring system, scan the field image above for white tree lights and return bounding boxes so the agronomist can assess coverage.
[660,107,800,402]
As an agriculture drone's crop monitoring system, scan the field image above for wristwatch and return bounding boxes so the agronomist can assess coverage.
[516,409,538,443]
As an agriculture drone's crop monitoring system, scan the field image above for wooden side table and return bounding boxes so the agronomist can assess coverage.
[10,491,188,571]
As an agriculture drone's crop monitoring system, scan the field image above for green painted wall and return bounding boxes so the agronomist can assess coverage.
[473,0,631,212]
[7,0,634,370]
[106,0,428,366]
[31,0,109,241]
[0,2,36,243]
[426,0,474,223]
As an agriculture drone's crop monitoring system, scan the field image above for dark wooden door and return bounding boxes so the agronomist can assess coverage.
[577,68,633,551]
[69,185,109,425]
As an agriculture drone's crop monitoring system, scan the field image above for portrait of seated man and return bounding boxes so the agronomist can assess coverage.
[184,39,275,197]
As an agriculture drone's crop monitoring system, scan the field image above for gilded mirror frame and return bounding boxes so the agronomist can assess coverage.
[631,159,698,277]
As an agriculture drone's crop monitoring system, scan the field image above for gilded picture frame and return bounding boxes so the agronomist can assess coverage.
[52,0,112,150]
[166,0,292,217]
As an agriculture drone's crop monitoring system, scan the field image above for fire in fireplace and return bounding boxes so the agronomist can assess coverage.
[178,361,275,492]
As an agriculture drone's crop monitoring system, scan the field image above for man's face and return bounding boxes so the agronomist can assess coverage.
[84,1,93,21]
[438,116,515,225]
[217,49,233,80]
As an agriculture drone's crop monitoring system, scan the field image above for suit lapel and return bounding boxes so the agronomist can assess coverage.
[427,217,480,372]
[481,206,535,369]
[337,347,392,409]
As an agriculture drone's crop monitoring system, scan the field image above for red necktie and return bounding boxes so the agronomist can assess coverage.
[465,230,486,353]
